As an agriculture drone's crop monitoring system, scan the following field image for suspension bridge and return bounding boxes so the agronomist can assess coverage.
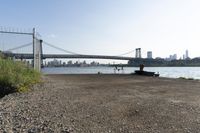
[0,27,141,72]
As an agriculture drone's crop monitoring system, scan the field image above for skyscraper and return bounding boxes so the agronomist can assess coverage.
[147,51,152,59]
[186,50,189,58]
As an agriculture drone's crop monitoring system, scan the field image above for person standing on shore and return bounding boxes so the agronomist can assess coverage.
[140,64,144,71]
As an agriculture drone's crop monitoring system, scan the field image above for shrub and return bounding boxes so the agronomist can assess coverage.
[0,58,40,97]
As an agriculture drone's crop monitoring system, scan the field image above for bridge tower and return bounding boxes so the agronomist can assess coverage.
[135,48,141,58]
[33,28,42,72]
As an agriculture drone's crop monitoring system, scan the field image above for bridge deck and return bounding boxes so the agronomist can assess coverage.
[3,53,133,60]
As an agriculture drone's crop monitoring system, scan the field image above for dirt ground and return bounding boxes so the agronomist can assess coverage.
[1,74,200,132]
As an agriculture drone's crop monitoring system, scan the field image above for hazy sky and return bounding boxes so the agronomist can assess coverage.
[1,0,200,59]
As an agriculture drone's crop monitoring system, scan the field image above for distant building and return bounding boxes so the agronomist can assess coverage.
[147,51,152,59]
[166,54,177,61]
[183,54,185,60]
[173,54,177,60]
[67,60,72,65]
[186,50,189,58]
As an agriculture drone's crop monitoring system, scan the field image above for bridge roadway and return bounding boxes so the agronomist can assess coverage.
[3,53,133,60]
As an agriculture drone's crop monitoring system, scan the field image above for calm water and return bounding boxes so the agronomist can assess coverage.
[42,66,200,79]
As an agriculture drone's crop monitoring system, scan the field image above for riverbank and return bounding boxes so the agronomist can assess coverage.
[1,74,200,132]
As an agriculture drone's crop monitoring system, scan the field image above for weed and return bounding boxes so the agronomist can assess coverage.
[0,58,40,97]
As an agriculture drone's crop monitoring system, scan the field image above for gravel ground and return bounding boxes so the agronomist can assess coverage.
[0,74,200,133]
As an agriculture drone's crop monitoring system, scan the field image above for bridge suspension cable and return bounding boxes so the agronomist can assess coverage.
[43,41,80,55]
[5,42,32,51]
[116,50,135,56]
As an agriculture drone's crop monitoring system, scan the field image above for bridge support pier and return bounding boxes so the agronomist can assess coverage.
[33,28,42,72]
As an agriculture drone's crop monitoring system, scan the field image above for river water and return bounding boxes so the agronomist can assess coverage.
[42,66,200,79]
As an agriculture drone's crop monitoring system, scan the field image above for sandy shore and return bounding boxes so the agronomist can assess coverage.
[1,74,200,132]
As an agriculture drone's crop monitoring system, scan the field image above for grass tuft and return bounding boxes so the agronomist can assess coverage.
[0,58,40,97]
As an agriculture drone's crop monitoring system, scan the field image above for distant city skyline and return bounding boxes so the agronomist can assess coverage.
[0,0,200,63]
